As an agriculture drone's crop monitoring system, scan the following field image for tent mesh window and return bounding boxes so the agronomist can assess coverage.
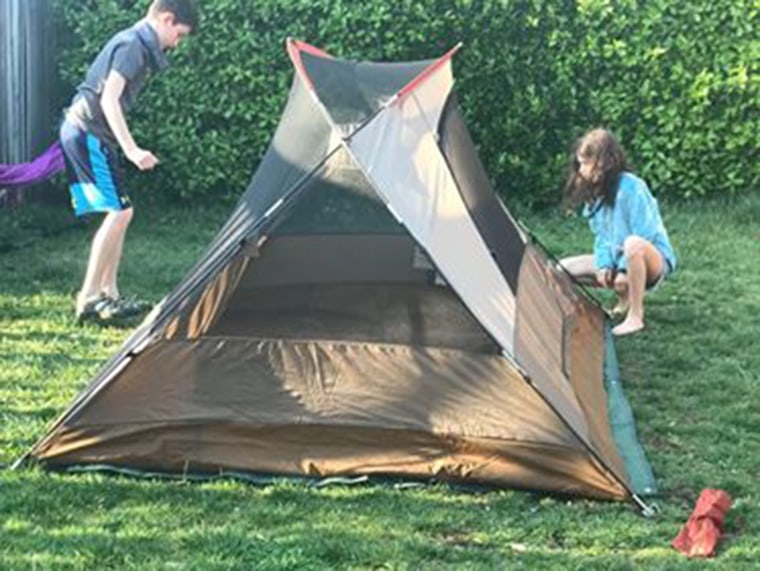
[208,149,498,353]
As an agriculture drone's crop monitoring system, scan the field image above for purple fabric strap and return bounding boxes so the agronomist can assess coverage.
[0,142,65,188]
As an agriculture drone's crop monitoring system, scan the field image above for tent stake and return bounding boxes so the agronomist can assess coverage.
[633,494,659,518]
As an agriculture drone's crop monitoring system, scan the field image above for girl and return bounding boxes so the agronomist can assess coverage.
[559,129,677,336]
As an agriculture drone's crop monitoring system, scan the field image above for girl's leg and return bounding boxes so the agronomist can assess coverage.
[558,254,597,285]
[612,236,665,336]
[612,272,629,315]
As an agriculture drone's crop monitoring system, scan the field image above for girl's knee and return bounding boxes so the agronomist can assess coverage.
[623,235,648,259]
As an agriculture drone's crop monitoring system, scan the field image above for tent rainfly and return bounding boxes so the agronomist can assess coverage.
[18,40,657,510]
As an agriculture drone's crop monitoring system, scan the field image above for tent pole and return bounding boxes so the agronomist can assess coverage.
[518,237,660,512]
[509,357,640,506]
[526,231,609,315]
[10,452,29,470]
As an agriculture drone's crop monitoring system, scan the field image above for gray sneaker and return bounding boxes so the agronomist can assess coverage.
[97,296,151,320]
[75,296,110,324]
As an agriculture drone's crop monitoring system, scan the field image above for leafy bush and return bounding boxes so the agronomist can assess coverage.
[54,0,758,207]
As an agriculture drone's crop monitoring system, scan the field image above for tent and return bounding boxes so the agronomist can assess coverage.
[19,40,656,507]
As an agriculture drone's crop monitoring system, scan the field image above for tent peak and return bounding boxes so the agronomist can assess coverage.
[392,42,462,103]
[286,38,332,92]
[286,38,463,104]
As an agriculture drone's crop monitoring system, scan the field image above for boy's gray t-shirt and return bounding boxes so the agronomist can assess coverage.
[66,20,168,146]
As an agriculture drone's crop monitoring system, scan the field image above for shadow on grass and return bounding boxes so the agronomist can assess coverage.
[0,350,103,371]
[0,470,643,569]
[4,469,750,568]
[1,404,65,423]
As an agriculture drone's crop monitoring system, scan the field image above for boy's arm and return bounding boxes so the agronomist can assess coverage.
[100,70,158,171]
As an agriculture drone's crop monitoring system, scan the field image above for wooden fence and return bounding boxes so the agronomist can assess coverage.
[0,0,56,206]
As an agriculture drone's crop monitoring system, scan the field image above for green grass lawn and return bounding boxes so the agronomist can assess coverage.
[1,194,758,570]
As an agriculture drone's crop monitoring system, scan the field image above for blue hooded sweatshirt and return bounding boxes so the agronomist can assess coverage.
[583,172,677,273]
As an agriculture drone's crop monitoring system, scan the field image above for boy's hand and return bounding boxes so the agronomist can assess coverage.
[127,148,159,171]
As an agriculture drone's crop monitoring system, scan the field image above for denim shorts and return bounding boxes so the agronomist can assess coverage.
[646,250,673,292]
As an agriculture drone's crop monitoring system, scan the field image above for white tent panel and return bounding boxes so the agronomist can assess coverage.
[348,64,517,355]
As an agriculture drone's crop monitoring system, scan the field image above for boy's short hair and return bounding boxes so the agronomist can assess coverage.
[149,0,199,32]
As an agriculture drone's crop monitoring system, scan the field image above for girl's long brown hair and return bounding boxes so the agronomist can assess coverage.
[563,129,631,209]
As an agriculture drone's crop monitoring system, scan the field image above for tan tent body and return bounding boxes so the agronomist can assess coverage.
[23,41,654,505]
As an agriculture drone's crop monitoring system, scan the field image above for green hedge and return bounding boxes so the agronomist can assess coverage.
[54,0,758,207]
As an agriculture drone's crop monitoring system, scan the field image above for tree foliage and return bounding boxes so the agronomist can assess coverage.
[54,0,758,206]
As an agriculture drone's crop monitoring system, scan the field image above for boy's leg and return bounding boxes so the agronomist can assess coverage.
[98,208,134,300]
[77,208,133,313]
[61,123,136,318]
[613,236,665,336]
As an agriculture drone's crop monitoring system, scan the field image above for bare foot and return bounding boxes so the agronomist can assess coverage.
[612,316,644,336]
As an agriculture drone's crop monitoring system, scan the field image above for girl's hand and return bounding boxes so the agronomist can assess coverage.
[596,268,613,288]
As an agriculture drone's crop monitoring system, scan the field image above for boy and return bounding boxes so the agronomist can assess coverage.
[59,0,198,322]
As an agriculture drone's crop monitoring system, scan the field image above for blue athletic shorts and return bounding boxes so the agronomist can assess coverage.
[59,121,131,216]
